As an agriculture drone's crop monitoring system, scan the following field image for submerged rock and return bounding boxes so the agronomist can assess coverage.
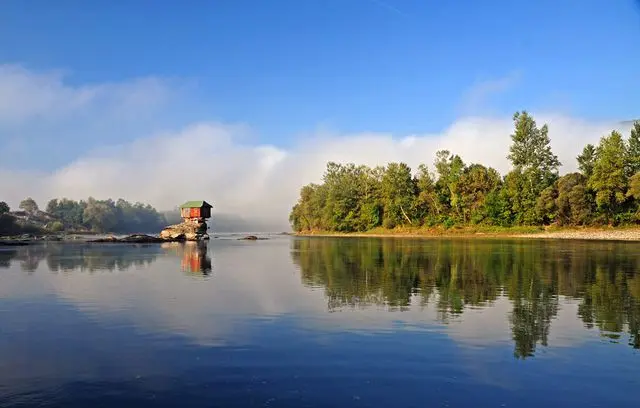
[88,234,184,243]
[238,235,269,241]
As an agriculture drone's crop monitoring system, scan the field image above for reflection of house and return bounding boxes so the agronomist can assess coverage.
[179,242,212,276]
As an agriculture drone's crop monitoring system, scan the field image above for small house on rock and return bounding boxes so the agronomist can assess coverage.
[179,201,213,224]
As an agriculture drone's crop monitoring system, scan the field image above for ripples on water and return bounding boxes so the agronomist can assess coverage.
[0,236,638,407]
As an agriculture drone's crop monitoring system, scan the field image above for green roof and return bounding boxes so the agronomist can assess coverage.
[179,200,212,209]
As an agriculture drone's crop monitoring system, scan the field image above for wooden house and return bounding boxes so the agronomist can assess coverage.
[179,200,213,221]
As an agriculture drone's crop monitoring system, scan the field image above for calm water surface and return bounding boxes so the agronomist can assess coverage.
[0,236,639,407]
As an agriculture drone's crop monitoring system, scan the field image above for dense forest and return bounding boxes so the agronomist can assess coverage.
[0,196,167,234]
[289,112,640,232]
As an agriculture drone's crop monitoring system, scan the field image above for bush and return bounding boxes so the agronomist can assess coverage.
[48,221,64,232]
[443,217,456,229]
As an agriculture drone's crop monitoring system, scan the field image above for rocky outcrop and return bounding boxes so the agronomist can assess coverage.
[160,220,209,241]
[238,235,269,240]
[89,234,187,243]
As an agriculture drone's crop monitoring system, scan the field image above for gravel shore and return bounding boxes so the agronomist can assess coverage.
[511,229,640,241]
[296,228,640,242]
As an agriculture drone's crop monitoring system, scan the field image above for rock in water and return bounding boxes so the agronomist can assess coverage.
[160,220,209,241]
[89,234,166,243]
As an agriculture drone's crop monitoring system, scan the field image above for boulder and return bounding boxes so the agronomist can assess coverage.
[238,235,269,240]
[89,234,166,243]
[160,220,209,241]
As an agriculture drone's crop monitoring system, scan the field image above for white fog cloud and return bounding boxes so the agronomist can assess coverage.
[0,65,632,230]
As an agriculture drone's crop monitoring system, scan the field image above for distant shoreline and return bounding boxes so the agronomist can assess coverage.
[294,226,640,242]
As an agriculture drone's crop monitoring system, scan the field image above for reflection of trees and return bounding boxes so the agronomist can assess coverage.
[0,245,48,272]
[1,242,214,277]
[0,243,162,273]
[0,249,18,268]
[291,238,640,357]
[46,244,162,272]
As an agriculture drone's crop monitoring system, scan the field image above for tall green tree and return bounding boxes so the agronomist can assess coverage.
[82,197,118,233]
[577,144,597,179]
[322,162,373,232]
[454,164,501,224]
[507,111,561,181]
[380,162,415,228]
[505,112,561,225]
[19,197,39,214]
[628,172,640,201]
[627,121,640,176]
[0,202,9,215]
[536,183,558,225]
[556,173,593,225]
[587,131,629,220]
[413,164,439,223]
[434,150,465,221]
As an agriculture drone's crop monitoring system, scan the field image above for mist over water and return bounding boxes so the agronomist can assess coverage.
[1,237,639,407]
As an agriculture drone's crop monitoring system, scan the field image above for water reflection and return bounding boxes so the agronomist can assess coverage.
[162,241,213,276]
[291,238,640,356]
[0,241,214,276]
[1,237,640,407]
[0,243,163,273]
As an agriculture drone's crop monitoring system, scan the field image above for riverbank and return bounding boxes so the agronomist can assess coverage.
[295,226,640,241]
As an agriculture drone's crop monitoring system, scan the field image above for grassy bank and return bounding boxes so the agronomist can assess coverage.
[294,225,640,241]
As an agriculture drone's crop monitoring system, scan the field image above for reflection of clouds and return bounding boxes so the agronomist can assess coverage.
[37,239,327,346]
[3,237,637,405]
[0,238,610,352]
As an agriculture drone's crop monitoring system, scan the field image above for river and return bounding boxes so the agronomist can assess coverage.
[1,236,638,407]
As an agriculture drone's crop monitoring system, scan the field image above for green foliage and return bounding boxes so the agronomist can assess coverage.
[628,172,640,201]
[587,131,629,219]
[0,213,42,235]
[507,111,561,179]
[0,201,9,215]
[577,144,597,178]
[47,221,64,232]
[556,173,593,225]
[0,214,18,234]
[628,121,640,176]
[46,197,166,233]
[380,162,415,228]
[289,112,640,232]
[19,197,39,213]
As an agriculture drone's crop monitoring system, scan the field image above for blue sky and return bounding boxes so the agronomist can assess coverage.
[0,0,639,218]
[2,0,639,140]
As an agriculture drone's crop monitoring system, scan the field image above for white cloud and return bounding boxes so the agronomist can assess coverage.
[0,64,169,125]
[0,65,632,230]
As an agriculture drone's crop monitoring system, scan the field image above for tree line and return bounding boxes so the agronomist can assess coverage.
[289,112,640,232]
[0,196,167,234]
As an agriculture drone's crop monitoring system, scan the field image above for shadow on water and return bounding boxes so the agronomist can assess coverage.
[0,241,213,277]
[290,237,640,357]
